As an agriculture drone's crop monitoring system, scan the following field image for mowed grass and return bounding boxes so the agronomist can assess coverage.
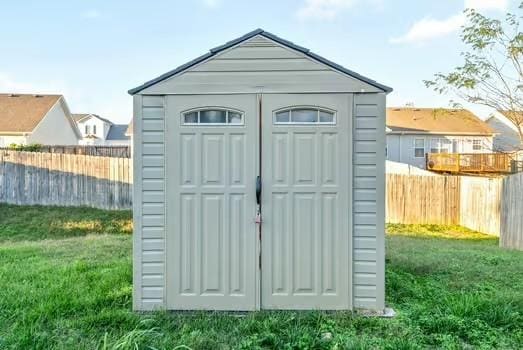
[0,205,522,349]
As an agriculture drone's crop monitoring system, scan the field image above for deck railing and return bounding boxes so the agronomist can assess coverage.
[426,153,512,173]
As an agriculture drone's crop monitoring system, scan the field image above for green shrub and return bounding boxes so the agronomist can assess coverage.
[7,143,43,152]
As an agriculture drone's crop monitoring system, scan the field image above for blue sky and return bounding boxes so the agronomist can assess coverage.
[0,0,516,123]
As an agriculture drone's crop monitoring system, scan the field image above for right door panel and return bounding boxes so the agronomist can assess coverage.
[261,94,351,309]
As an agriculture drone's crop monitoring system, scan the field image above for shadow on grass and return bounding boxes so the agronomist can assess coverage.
[0,204,132,242]
[386,223,497,242]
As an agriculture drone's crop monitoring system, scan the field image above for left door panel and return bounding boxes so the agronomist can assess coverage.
[165,94,258,310]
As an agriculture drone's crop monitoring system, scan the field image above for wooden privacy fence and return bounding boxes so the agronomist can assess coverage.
[386,174,503,235]
[387,173,523,250]
[0,145,131,158]
[501,173,523,250]
[386,174,460,225]
[459,176,503,236]
[0,150,132,210]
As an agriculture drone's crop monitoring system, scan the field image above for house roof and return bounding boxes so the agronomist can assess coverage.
[497,110,523,128]
[106,124,130,141]
[72,113,90,122]
[72,113,114,125]
[0,94,62,133]
[486,114,522,151]
[128,28,392,95]
[387,108,495,135]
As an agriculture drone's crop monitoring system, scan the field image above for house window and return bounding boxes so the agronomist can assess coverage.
[182,108,244,125]
[430,138,452,153]
[93,125,97,135]
[414,138,425,158]
[85,125,90,134]
[273,107,336,125]
[472,139,482,151]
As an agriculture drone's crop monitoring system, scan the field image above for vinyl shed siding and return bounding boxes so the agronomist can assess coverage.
[139,35,382,95]
[133,95,166,310]
[352,93,386,310]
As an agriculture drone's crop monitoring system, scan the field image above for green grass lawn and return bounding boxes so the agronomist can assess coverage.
[0,204,522,349]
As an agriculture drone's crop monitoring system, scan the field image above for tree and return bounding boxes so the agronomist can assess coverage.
[424,3,523,148]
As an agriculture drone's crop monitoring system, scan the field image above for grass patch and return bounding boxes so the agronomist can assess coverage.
[386,223,495,241]
[0,204,132,241]
[0,206,522,349]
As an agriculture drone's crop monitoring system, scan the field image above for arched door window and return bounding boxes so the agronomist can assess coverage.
[182,108,244,125]
[273,106,336,125]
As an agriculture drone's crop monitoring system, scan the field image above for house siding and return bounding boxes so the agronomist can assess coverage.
[28,99,79,145]
[0,135,28,147]
[386,134,494,168]
[487,117,522,152]
[77,116,112,144]
[133,95,166,310]
[352,93,385,310]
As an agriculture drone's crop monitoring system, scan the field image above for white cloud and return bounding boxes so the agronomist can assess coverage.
[390,14,465,44]
[464,0,509,11]
[297,0,357,20]
[203,0,221,9]
[82,10,101,19]
[0,73,66,94]
[390,0,509,45]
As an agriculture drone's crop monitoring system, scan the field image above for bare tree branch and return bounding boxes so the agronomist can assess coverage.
[424,5,523,148]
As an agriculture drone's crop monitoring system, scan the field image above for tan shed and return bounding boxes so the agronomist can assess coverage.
[129,29,391,312]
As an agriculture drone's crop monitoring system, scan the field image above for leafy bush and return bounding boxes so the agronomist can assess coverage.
[7,143,43,152]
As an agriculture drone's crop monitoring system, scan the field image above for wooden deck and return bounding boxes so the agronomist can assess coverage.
[426,153,512,174]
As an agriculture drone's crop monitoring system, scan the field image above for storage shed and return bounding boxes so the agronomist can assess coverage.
[129,29,391,312]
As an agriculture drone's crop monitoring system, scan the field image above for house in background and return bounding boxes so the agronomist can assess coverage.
[125,120,132,139]
[73,114,130,146]
[486,112,523,153]
[386,107,495,168]
[0,93,81,146]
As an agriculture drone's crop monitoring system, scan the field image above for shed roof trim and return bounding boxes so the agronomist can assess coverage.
[128,29,392,95]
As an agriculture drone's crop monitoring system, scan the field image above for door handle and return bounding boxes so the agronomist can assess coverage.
[256,176,261,205]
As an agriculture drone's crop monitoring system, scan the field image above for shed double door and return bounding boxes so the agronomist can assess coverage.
[167,94,350,311]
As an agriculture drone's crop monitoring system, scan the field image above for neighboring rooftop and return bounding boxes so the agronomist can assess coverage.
[106,124,130,141]
[387,108,494,135]
[72,113,114,125]
[71,113,90,123]
[0,94,61,133]
[497,110,523,130]
[486,113,523,151]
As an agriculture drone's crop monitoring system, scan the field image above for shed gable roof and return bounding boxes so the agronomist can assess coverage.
[386,107,495,135]
[129,29,392,95]
[0,94,61,133]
